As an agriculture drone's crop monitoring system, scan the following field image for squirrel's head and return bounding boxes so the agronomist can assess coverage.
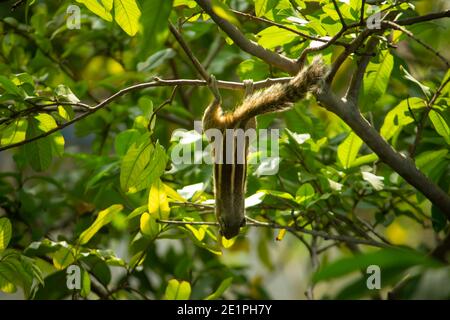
[219,215,246,240]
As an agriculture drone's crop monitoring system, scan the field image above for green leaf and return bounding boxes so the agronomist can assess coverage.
[0,75,23,97]
[259,189,294,201]
[24,117,53,172]
[415,149,448,183]
[0,260,16,293]
[295,183,315,204]
[362,50,394,108]
[54,84,80,103]
[380,97,426,141]
[115,129,141,156]
[237,59,270,81]
[76,0,113,21]
[164,279,191,300]
[0,119,28,146]
[114,0,141,36]
[211,0,240,27]
[257,26,297,49]
[127,205,147,220]
[52,247,75,270]
[350,153,379,168]
[140,212,160,238]
[204,277,233,300]
[254,0,278,17]
[313,248,440,283]
[401,65,431,98]
[57,105,75,121]
[337,132,363,169]
[80,268,91,298]
[0,217,12,252]
[79,204,124,245]
[120,137,167,193]
[148,179,170,220]
[120,136,152,192]
[429,106,450,145]
[139,0,172,56]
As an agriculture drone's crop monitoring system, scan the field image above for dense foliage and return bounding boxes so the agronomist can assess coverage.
[0,0,449,300]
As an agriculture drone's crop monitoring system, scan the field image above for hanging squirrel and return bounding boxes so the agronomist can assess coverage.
[203,56,327,239]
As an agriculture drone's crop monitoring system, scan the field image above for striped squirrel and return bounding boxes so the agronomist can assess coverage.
[203,56,327,239]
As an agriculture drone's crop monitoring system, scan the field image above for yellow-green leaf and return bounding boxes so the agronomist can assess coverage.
[380,98,426,141]
[140,212,160,238]
[295,183,315,204]
[114,0,141,36]
[79,204,124,245]
[76,0,113,21]
[362,50,394,108]
[120,141,153,193]
[219,235,235,248]
[80,268,91,298]
[211,0,240,27]
[148,179,170,220]
[52,247,75,270]
[0,119,27,146]
[0,218,12,252]
[164,183,186,202]
[429,108,450,145]
[204,277,233,300]
[164,279,191,300]
[337,132,363,169]
[254,0,277,17]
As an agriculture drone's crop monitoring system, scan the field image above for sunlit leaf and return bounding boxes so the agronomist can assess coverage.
[429,106,450,144]
[164,279,191,300]
[76,0,113,21]
[52,247,75,270]
[0,217,12,252]
[140,212,160,238]
[114,0,141,36]
[337,132,363,169]
[148,179,170,220]
[380,98,426,140]
[79,204,124,245]
[0,119,27,146]
[362,50,393,108]
[295,183,315,204]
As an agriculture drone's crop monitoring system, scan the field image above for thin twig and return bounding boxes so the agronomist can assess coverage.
[157,217,391,248]
[332,0,346,27]
[0,77,291,152]
[360,0,366,25]
[148,86,178,128]
[410,74,450,157]
[169,22,210,81]
[383,21,450,68]
[345,36,379,102]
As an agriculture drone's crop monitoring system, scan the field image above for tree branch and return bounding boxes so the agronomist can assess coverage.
[345,36,379,102]
[169,22,210,81]
[0,77,291,152]
[194,0,299,74]
[332,0,346,27]
[396,9,450,26]
[383,21,450,68]
[157,217,390,248]
[316,85,450,217]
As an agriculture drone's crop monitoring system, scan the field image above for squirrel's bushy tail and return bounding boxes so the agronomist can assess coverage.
[233,56,327,123]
